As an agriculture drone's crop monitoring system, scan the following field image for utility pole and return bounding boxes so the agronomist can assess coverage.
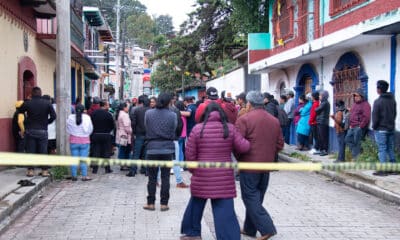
[115,0,120,100]
[56,0,71,155]
[120,19,127,100]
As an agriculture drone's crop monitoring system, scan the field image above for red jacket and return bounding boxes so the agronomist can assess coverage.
[308,100,320,126]
[195,99,238,124]
[185,111,250,199]
[235,108,284,173]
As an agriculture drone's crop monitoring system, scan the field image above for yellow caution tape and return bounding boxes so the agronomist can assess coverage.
[0,152,399,172]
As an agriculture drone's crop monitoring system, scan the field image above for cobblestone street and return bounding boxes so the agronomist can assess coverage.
[2,168,400,240]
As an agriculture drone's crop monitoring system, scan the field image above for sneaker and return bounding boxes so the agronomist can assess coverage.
[319,151,328,156]
[373,171,389,176]
[313,150,321,155]
[176,182,189,188]
[308,148,316,154]
[71,177,78,181]
[170,169,174,175]
[160,205,169,211]
[126,172,136,177]
[143,204,155,211]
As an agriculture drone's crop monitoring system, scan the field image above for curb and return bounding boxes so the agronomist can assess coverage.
[0,176,51,233]
[279,153,400,205]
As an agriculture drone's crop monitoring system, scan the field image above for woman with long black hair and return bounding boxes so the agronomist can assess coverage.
[180,102,250,240]
[67,104,93,181]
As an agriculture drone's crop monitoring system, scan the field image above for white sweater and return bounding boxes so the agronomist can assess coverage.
[66,114,93,137]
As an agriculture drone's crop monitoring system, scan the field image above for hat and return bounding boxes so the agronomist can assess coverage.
[353,88,365,98]
[206,87,219,100]
[132,97,138,103]
[15,100,24,108]
[236,92,246,101]
[184,96,193,102]
[246,91,264,105]
[286,90,294,97]
[93,97,101,104]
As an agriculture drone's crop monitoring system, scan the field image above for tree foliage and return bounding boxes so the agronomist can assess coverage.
[230,0,269,34]
[154,15,174,35]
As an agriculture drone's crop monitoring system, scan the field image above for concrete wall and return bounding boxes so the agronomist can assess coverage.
[0,14,56,118]
[206,68,245,98]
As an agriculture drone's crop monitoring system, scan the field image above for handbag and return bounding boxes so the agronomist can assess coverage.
[119,135,128,147]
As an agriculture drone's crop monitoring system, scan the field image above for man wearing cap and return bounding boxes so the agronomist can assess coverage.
[195,87,237,124]
[235,91,284,240]
[263,92,278,118]
[345,88,371,160]
[372,80,397,176]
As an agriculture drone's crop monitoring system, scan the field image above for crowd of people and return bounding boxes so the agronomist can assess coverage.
[11,79,397,239]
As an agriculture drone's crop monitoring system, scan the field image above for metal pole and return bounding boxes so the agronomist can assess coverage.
[120,18,126,99]
[181,72,185,99]
[115,0,120,100]
[56,0,71,155]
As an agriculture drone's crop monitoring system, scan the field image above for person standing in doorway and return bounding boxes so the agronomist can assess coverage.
[315,90,330,156]
[20,87,56,177]
[345,88,371,160]
[372,80,397,176]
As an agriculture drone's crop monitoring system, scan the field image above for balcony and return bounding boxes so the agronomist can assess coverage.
[36,6,84,54]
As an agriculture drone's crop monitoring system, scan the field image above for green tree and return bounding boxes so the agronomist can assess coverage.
[230,0,270,34]
[126,13,156,48]
[154,15,174,35]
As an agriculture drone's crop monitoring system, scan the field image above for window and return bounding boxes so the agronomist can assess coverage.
[332,65,361,108]
[329,0,368,16]
[272,0,294,45]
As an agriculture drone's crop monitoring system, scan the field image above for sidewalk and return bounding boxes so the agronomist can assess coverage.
[0,167,50,233]
[279,144,400,204]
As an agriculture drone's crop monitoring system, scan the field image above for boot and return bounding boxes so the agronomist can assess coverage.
[105,165,113,174]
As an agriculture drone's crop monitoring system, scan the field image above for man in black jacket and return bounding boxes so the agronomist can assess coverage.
[91,100,115,174]
[372,80,397,176]
[127,95,150,177]
[315,90,330,156]
[20,87,56,177]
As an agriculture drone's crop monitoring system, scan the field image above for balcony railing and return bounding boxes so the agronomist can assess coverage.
[36,6,84,52]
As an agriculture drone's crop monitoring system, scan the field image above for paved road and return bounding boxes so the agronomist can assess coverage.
[2,168,400,240]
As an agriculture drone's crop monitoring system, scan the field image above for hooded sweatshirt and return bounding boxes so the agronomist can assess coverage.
[372,92,396,131]
[315,90,330,125]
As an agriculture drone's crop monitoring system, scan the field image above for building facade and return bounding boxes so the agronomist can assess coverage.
[249,0,400,148]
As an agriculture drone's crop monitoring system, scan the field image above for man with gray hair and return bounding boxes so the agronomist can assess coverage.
[235,91,284,240]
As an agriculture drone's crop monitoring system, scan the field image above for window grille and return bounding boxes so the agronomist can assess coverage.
[333,65,361,108]
[329,0,368,16]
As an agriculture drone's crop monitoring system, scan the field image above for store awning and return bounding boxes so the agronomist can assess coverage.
[83,7,104,27]
[84,70,101,80]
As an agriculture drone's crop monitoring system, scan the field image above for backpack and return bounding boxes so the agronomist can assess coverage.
[277,106,290,127]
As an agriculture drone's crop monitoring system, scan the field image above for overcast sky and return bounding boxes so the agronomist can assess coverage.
[140,0,196,30]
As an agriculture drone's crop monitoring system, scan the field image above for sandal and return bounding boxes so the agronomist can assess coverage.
[143,204,155,211]
[160,205,169,211]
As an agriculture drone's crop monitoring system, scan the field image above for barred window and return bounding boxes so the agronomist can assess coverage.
[329,0,368,16]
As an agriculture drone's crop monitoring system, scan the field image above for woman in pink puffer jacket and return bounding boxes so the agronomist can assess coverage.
[180,102,250,240]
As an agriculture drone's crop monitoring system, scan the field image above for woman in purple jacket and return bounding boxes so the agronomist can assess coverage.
[180,102,250,240]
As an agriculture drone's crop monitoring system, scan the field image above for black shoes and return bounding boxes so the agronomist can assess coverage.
[126,172,136,177]
[18,179,35,187]
[319,151,328,156]
[373,171,389,176]
[71,177,78,181]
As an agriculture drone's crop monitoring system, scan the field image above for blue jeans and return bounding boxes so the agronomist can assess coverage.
[337,132,346,161]
[240,172,277,237]
[172,140,183,184]
[181,196,240,240]
[345,127,363,159]
[70,143,90,177]
[118,144,131,160]
[130,135,146,173]
[375,130,396,163]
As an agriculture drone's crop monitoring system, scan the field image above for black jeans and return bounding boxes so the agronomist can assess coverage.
[311,125,319,150]
[146,153,173,205]
[91,133,112,173]
[317,124,329,152]
[240,172,277,236]
[25,129,48,170]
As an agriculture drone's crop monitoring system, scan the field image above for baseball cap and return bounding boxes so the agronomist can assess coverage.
[206,87,218,100]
